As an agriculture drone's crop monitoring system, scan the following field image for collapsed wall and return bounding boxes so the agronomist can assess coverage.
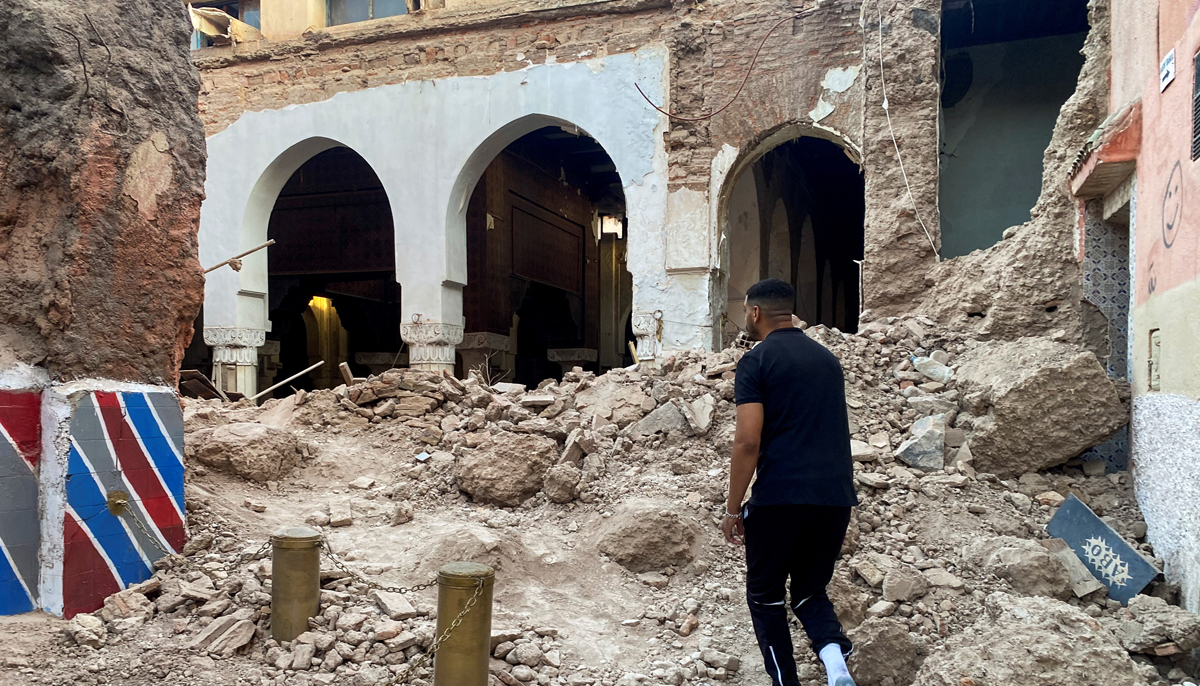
[0,0,205,617]
[890,0,1112,347]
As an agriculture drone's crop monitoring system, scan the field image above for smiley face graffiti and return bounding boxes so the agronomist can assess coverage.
[1162,161,1182,249]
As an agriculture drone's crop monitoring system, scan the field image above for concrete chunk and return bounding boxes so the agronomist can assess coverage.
[371,589,418,620]
[893,415,945,472]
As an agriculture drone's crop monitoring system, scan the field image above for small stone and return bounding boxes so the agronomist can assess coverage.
[1082,460,1106,477]
[349,476,376,490]
[921,568,964,589]
[700,649,740,672]
[329,503,354,527]
[852,560,886,588]
[882,566,928,602]
[967,504,987,514]
[851,440,877,462]
[856,473,891,489]
[678,614,699,637]
[242,498,267,513]
[391,501,414,526]
[1009,493,1033,513]
[370,590,418,620]
[510,664,538,682]
[893,415,946,472]
[638,572,669,588]
[868,432,890,449]
[865,601,897,619]
[291,643,317,670]
[510,642,544,667]
[1036,491,1066,507]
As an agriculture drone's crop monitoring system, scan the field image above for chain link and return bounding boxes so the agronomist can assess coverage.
[121,507,270,575]
[318,540,437,595]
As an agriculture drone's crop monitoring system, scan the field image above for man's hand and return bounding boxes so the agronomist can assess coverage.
[722,513,744,546]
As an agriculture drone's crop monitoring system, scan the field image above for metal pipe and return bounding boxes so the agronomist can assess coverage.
[250,360,324,401]
[270,525,322,642]
[203,239,275,274]
[433,562,494,686]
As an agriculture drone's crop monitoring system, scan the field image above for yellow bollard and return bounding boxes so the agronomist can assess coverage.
[270,525,322,642]
[433,562,494,686]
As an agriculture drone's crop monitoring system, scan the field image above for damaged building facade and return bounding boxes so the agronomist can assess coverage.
[188,0,1200,608]
[190,0,1108,390]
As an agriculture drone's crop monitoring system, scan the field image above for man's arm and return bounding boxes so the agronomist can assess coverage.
[723,402,763,545]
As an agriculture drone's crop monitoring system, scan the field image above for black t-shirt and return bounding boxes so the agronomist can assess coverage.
[734,327,859,507]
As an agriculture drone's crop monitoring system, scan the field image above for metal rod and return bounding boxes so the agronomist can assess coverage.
[203,239,276,274]
[250,360,324,401]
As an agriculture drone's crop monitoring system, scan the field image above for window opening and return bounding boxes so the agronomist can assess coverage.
[938,0,1090,258]
[327,0,407,27]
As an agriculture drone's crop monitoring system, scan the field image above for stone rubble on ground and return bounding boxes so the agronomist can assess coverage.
[28,313,1200,686]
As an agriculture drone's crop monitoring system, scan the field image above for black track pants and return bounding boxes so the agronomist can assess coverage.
[743,503,853,686]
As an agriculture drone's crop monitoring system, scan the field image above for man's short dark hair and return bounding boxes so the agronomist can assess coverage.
[745,278,795,316]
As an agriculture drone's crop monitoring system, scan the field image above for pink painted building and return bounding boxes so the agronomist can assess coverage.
[1071,0,1200,612]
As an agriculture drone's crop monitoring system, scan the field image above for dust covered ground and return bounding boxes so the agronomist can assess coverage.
[1,315,1198,686]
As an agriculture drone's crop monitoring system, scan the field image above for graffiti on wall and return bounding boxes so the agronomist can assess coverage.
[62,391,185,618]
[0,391,42,615]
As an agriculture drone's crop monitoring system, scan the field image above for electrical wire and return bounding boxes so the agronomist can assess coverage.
[636,10,815,122]
[875,0,940,259]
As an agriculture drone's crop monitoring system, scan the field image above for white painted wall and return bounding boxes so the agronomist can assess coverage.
[198,48,706,352]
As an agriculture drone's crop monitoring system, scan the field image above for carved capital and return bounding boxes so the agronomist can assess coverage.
[458,332,511,352]
[630,313,659,360]
[203,327,266,349]
[212,346,259,366]
[400,322,464,372]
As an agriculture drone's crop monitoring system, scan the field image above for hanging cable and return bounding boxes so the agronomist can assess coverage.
[636,10,815,122]
[875,0,940,259]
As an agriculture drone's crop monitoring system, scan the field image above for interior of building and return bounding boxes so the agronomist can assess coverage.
[462,126,634,387]
[264,147,400,395]
[724,136,866,341]
[938,0,1090,257]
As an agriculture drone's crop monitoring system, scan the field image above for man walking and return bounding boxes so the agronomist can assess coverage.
[721,278,859,686]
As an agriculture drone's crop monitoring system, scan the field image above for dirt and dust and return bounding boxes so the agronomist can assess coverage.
[1,314,1197,686]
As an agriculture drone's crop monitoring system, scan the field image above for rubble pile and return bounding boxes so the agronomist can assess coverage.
[6,313,1198,686]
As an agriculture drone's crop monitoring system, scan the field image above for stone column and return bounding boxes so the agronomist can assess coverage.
[457,332,511,378]
[400,322,464,374]
[203,327,265,397]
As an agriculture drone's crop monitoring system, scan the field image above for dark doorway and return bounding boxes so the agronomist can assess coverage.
[462,125,632,387]
[726,137,865,339]
[265,147,400,395]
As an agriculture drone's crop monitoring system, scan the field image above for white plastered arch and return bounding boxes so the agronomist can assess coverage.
[199,47,670,341]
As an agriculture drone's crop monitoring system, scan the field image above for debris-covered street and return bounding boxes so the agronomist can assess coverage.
[2,0,1199,685]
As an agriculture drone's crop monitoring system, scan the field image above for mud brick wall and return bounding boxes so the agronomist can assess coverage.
[0,0,206,383]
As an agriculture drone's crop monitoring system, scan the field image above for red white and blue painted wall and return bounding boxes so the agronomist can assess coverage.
[0,370,186,618]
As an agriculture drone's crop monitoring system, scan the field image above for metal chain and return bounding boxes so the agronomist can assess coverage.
[318,540,438,595]
[122,508,270,575]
